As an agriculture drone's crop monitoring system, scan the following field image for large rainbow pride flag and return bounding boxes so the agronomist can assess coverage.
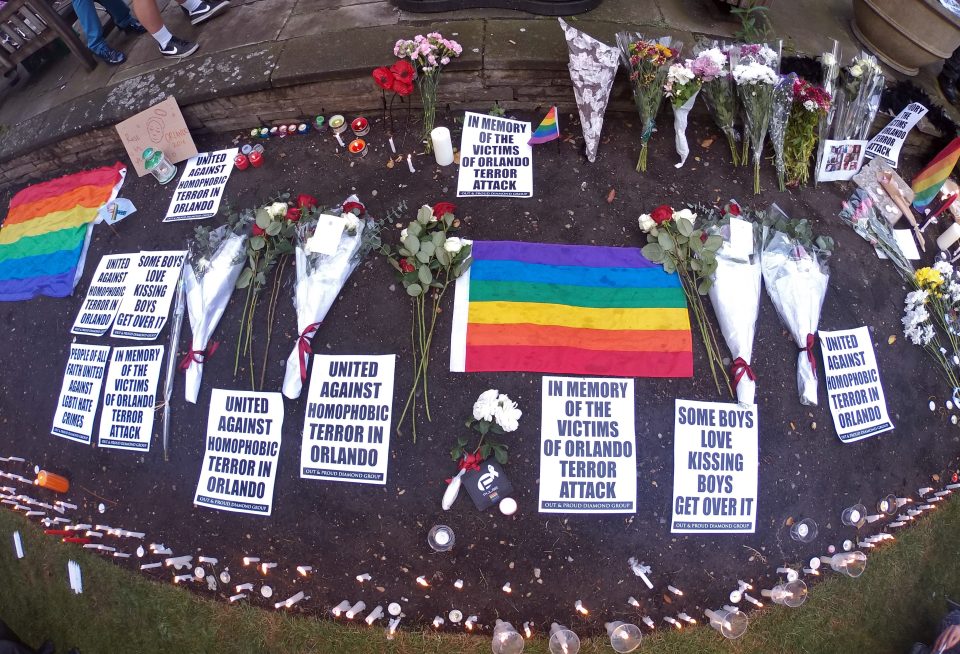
[0,163,125,301]
[450,240,693,377]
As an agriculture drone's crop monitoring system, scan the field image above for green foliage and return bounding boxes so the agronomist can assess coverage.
[731,0,771,43]
[488,102,506,118]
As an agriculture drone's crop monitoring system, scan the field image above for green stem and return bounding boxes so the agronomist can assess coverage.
[234,283,252,376]
[754,159,761,195]
[726,133,740,167]
[636,143,648,173]
[395,306,420,438]
[260,255,288,391]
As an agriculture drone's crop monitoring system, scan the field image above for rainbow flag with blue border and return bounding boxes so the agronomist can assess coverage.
[912,137,960,209]
[527,106,560,145]
[450,240,693,377]
[0,163,125,301]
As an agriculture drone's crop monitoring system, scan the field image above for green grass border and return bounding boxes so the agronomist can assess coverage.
[1,499,959,653]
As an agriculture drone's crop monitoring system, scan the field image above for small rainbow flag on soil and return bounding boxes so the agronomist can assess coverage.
[912,137,960,209]
[0,163,125,301]
[449,241,693,377]
[527,106,560,145]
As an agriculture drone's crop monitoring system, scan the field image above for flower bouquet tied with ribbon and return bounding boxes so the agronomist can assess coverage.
[760,205,835,406]
[663,60,701,168]
[616,32,683,172]
[731,43,780,194]
[691,43,739,166]
[394,33,462,150]
[182,218,250,403]
[638,204,730,395]
[380,203,472,441]
[281,196,369,400]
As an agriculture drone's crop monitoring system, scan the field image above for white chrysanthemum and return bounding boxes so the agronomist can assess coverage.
[400,228,408,240]
[934,260,953,276]
[906,289,929,307]
[922,324,937,344]
[850,63,863,78]
[342,213,360,233]
[493,394,522,432]
[473,389,499,422]
[667,63,695,87]
[732,62,777,85]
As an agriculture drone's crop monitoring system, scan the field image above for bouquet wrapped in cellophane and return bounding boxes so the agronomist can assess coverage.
[281,196,368,399]
[731,43,780,194]
[768,73,796,191]
[831,51,884,141]
[692,42,740,166]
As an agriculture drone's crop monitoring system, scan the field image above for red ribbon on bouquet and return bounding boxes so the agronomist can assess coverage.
[730,357,756,389]
[297,322,323,381]
[445,451,482,484]
[800,333,817,379]
[179,341,220,371]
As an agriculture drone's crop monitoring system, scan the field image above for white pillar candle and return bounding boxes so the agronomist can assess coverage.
[919,487,934,496]
[173,574,193,583]
[937,223,960,251]
[416,575,429,587]
[331,600,351,617]
[346,601,366,619]
[85,531,103,538]
[574,599,588,614]
[242,556,259,566]
[25,511,44,517]
[356,573,371,582]
[297,565,312,576]
[198,556,218,565]
[432,616,445,628]
[407,154,416,173]
[260,562,277,574]
[642,616,655,629]
[228,594,247,603]
[934,490,953,497]
[140,562,162,570]
[366,606,385,625]
[464,615,477,630]
[744,593,763,607]
[113,552,131,559]
[663,616,681,629]
[431,127,454,166]
[387,616,401,637]
[523,622,532,638]
[678,612,696,624]
[277,591,305,610]
[627,596,640,607]
[12,531,23,559]
[389,137,396,153]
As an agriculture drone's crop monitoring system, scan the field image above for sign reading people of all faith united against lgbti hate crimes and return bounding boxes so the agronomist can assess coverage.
[538,376,637,513]
[457,112,533,198]
[52,344,111,445]
[450,241,693,377]
[194,389,283,516]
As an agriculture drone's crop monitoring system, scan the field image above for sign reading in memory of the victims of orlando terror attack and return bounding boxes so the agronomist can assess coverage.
[97,346,164,452]
[300,355,395,485]
[538,376,637,514]
[457,111,533,198]
[194,389,283,516]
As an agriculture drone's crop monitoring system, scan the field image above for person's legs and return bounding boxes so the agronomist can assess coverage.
[95,0,144,31]
[71,0,127,63]
[130,0,164,33]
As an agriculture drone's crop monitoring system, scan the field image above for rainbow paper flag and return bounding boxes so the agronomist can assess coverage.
[449,241,693,377]
[0,163,125,301]
[527,106,560,145]
[912,137,960,209]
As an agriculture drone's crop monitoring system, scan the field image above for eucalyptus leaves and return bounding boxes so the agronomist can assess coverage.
[638,205,731,395]
[382,202,472,441]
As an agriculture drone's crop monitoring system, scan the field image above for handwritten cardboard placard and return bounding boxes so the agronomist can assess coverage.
[819,327,893,443]
[163,149,238,222]
[538,376,636,513]
[71,254,135,336]
[115,97,197,177]
[52,344,111,445]
[457,111,533,198]
[194,389,283,516]
[671,399,758,534]
[98,346,164,452]
[300,355,395,485]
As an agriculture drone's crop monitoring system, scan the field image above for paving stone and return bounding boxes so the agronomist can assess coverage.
[279,1,398,40]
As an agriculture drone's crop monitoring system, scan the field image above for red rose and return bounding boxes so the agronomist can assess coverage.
[286,207,301,222]
[297,194,318,210]
[342,200,365,215]
[252,224,265,236]
[390,59,415,84]
[372,66,394,91]
[400,258,415,273]
[432,201,456,219]
[392,79,413,97]
[650,204,674,225]
[727,201,741,216]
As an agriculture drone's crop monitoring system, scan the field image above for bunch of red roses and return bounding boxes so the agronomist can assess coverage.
[372,60,416,97]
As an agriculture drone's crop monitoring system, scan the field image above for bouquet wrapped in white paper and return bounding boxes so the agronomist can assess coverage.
[706,202,761,405]
[182,223,248,403]
[281,196,367,399]
[664,61,701,168]
[761,228,830,405]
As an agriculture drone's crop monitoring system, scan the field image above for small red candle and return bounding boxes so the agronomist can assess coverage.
[44,529,71,536]
[351,117,369,137]
[62,537,90,545]
[348,138,367,157]
[249,151,263,168]
[234,154,249,171]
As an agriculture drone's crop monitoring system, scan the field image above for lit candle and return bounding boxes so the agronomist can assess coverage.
[407,154,416,173]
[432,616,444,628]
[667,585,684,596]
[248,151,263,168]
[331,600,351,617]
[260,562,277,574]
[776,567,799,582]
[464,615,477,630]
[387,617,401,638]
[574,599,588,615]
[858,541,875,549]
[627,596,640,608]
[348,138,367,157]
[663,616,681,629]
[351,117,369,137]
[502,582,512,594]
[934,490,953,497]
[896,497,911,507]
[297,565,312,576]
[198,556,218,565]
[416,575,429,587]
[642,616,655,629]
[276,592,305,610]
[454,579,464,589]
[802,568,819,575]
[346,601,365,619]
[744,593,763,607]
[366,606,384,625]
[242,557,260,566]
[919,487,934,496]
[946,484,960,490]
[431,127,454,166]
[889,521,906,528]
[234,154,249,171]
[229,594,247,603]
[85,531,103,538]
[523,622,532,638]
[678,612,696,624]
[356,573,371,582]
[173,574,193,583]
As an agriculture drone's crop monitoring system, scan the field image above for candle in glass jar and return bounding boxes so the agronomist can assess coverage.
[234,154,249,171]
[248,151,263,168]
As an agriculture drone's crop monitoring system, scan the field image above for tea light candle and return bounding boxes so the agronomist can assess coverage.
[366,606,384,625]
[642,616,655,629]
[332,600,351,617]
[453,578,464,589]
[407,154,416,173]
[667,585,684,596]
[314,115,326,132]
[431,127,454,166]
[346,601,365,619]
[269,127,278,137]
[432,616,444,628]
[348,138,367,157]
[356,573,371,582]
[938,224,960,251]
[287,124,297,134]
[448,609,463,623]
[259,128,269,139]
[729,590,742,603]
[574,599,588,615]
[330,115,346,133]
[219,570,231,584]
[351,117,369,136]
[194,567,206,579]
[388,603,402,616]
[499,497,518,516]
[297,565,312,576]
[279,125,288,138]
[298,123,309,135]
[260,586,273,599]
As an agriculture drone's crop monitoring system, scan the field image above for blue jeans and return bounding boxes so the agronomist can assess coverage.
[72,0,135,50]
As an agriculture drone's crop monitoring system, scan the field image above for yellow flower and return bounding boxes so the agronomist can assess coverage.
[915,267,944,293]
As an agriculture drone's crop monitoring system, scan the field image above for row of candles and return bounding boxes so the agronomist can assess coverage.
[3,456,958,651]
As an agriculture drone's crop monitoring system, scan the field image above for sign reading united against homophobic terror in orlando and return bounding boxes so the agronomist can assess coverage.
[538,376,637,513]
[671,399,758,534]
[71,254,135,336]
[194,389,283,516]
[111,251,186,341]
[163,148,238,222]
[819,327,893,443]
[300,355,395,485]
[97,346,164,452]
[52,344,111,445]
[457,111,533,198]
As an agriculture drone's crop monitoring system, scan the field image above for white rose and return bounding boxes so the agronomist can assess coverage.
[267,202,288,218]
[822,53,836,67]
[673,208,697,224]
[443,237,464,254]
[342,214,360,233]
[850,63,863,78]
[400,228,408,240]
[638,214,656,232]
[473,389,499,422]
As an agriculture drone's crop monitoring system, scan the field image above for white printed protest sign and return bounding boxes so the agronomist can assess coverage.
[538,376,636,513]
[300,355,395,485]
[97,346,164,452]
[866,103,928,167]
[194,389,283,516]
[163,149,238,222]
[52,344,111,445]
[111,251,186,340]
[71,254,135,336]
[457,111,533,198]
[819,327,893,443]
[671,399,758,534]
